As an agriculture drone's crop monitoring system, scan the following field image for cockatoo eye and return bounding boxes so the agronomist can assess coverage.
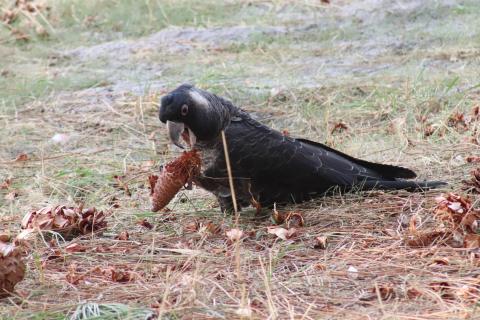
[181,104,188,116]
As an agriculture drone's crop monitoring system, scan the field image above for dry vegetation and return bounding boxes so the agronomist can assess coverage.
[1,0,480,319]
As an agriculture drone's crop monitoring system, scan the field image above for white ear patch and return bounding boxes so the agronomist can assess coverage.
[189,89,210,108]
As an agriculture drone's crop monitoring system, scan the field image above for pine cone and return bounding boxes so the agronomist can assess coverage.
[21,205,107,236]
[151,150,201,212]
[77,207,107,234]
[463,168,480,194]
[0,242,25,298]
[434,193,472,227]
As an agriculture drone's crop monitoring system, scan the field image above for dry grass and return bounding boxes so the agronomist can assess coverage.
[1,0,480,319]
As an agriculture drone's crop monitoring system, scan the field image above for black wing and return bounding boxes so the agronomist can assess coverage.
[224,115,416,196]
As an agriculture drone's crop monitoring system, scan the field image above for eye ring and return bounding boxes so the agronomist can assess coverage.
[181,104,188,116]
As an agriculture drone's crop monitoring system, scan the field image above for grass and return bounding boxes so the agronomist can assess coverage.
[1,0,480,319]
[1,0,266,45]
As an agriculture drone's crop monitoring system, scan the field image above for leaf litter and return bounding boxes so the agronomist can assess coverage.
[6,150,476,318]
[3,133,479,319]
[405,193,480,248]
[21,205,107,237]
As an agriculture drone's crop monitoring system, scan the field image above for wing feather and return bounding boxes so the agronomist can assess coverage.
[225,117,366,192]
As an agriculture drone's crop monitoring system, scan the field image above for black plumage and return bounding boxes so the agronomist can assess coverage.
[159,84,445,212]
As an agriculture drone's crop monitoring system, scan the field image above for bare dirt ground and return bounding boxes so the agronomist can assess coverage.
[1,0,480,319]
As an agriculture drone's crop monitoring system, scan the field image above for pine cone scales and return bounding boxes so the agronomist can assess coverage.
[21,205,107,235]
[0,242,25,298]
[463,168,480,194]
[77,207,107,234]
[151,150,201,212]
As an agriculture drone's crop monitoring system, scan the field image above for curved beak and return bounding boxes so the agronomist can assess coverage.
[167,121,185,149]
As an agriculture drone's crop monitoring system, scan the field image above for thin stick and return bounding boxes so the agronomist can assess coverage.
[221,130,238,215]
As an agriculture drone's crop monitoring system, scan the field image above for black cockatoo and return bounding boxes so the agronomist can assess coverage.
[159,84,445,212]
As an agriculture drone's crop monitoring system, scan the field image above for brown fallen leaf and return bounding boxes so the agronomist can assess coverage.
[113,175,131,196]
[418,115,428,123]
[447,111,468,131]
[432,257,450,265]
[430,281,455,300]
[424,124,436,137]
[226,228,243,243]
[471,130,480,145]
[331,122,348,134]
[11,28,29,41]
[313,263,326,271]
[462,168,480,194]
[35,25,48,37]
[137,219,153,230]
[361,284,396,301]
[14,153,28,162]
[313,236,327,249]
[66,264,83,285]
[466,156,480,163]
[250,196,262,215]
[0,233,10,242]
[184,221,199,233]
[1,10,17,24]
[4,191,18,201]
[0,178,12,190]
[429,192,480,247]
[205,221,222,235]
[464,234,480,248]
[434,193,473,228]
[272,205,287,224]
[473,105,480,118]
[103,267,136,283]
[285,212,304,228]
[460,210,480,233]
[42,249,63,265]
[65,243,87,253]
[115,231,129,241]
[108,196,120,208]
[93,246,111,253]
[267,226,297,240]
[406,287,423,299]
[14,229,35,245]
[408,215,419,234]
[405,230,448,248]
[376,284,396,301]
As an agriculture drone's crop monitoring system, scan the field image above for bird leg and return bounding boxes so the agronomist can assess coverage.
[217,195,237,214]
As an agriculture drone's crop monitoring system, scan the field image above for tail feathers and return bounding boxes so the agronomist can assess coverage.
[296,138,417,179]
[359,163,417,180]
[358,180,447,192]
